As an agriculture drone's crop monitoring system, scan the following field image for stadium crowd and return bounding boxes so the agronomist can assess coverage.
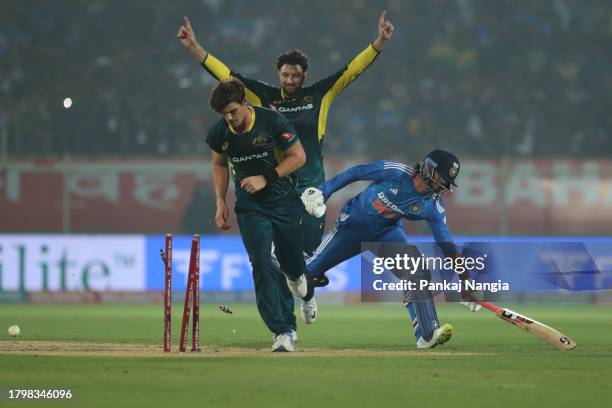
[1,0,610,159]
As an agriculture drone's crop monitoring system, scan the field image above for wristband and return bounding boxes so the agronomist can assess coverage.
[261,167,279,184]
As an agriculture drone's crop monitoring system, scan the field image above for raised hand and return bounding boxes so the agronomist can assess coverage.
[378,10,394,41]
[371,10,394,51]
[177,16,197,48]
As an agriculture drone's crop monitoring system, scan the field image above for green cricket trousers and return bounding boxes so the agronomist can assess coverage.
[235,194,305,335]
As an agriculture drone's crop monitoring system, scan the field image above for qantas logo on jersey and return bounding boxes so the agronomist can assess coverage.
[278,103,314,113]
[231,152,269,163]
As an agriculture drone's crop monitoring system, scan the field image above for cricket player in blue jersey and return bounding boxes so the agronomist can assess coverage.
[300,149,478,348]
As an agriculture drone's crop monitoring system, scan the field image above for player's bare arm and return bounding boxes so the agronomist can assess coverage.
[211,151,231,230]
[177,16,208,63]
[240,141,306,194]
[372,10,395,52]
[273,141,306,178]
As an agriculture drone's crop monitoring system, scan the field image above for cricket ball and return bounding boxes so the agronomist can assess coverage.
[8,325,20,337]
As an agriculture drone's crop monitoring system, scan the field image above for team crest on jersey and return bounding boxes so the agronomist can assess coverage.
[302,96,314,104]
[390,188,398,195]
[410,203,421,213]
[221,142,229,151]
[252,135,271,148]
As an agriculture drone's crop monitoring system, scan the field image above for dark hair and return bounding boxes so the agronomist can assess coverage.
[276,49,309,72]
[210,79,246,113]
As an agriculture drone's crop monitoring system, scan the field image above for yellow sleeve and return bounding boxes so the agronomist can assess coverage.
[202,53,232,81]
[325,44,379,102]
[317,44,379,141]
[201,54,262,106]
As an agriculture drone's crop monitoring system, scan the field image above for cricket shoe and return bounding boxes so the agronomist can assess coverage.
[416,323,454,349]
[301,297,318,324]
[286,274,307,299]
[302,273,328,301]
[272,330,297,352]
[307,273,329,288]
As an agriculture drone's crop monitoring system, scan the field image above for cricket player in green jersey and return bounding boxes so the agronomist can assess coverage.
[206,79,308,352]
[178,11,394,257]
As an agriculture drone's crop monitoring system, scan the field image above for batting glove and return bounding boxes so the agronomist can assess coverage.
[301,187,326,218]
[460,288,484,312]
[460,301,482,312]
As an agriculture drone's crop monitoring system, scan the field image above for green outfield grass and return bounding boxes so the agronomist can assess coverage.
[1,302,611,407]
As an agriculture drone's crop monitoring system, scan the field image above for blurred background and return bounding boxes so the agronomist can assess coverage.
[1,0,611,300]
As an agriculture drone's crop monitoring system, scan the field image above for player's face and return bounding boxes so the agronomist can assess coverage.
[428,172,451,194]
[415,165,452,197]
[221,101,249,131]
[278,64,307,96]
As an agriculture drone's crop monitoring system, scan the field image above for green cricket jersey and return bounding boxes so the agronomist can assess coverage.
[201,44,380,192]
[206,106,299,205]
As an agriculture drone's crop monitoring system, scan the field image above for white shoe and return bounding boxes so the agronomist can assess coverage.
[272,330,297,352]
[286,274,307,299]
[416,323,453,349]
[301,297,318,324]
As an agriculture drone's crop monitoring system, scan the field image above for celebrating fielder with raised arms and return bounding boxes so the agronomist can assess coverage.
[300,149,479,348]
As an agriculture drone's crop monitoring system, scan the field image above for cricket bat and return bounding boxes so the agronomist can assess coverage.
[478,301,577,350]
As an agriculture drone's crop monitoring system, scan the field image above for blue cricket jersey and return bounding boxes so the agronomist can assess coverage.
[319,160,456,256]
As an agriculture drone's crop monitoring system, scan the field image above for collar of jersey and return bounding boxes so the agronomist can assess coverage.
[280,87,303,101]
[229,107,256,134]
